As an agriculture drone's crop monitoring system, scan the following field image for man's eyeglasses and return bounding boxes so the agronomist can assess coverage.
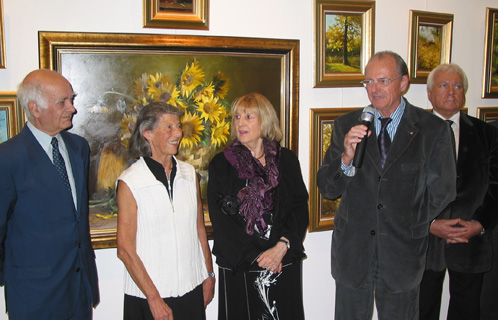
[360,76,402,88]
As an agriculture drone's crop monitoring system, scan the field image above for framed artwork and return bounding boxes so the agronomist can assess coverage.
[482,8,498,98]
[39,31,299,248]
[0,92,20,143]
[314,0,375,88]
[477,106,498,122]
[309,107,358,232]
[408,10,453,83]
[0,0,5,68]
[143,0,209,30]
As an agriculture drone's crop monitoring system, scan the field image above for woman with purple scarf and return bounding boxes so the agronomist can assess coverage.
[208,93,309,320]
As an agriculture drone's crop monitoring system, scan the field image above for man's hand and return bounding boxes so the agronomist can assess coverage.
[342,125,371,166]
[430,218,484,243]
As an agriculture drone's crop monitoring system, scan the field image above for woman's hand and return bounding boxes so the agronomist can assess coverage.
[147,295,174,320]
[257,239,289,273]
[202,277,215,308]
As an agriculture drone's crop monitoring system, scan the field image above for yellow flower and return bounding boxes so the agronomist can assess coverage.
[194,82,215,102]
[197,95,221,123]
[211,120,230,148]
[216,106,229,124]
[180,111,205,148]
[119,114,137,148]
[213,72,230,100]
[147,73,180,105]
[132,73,150,100]
[180,60,205,98]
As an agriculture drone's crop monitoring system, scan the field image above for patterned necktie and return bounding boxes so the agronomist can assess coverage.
[378,117,392,168]
[51,137,72,195]
[446,120,456,159]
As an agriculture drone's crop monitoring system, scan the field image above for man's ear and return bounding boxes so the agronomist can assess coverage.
[400,74,410,92]
[27,101,40,118]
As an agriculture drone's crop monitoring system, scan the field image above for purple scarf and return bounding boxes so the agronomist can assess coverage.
[224,139,280,235]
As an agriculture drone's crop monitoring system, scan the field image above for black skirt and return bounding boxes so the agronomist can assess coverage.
[217,261,305,320]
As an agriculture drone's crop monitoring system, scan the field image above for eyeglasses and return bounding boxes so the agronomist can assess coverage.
[360,76,402,88]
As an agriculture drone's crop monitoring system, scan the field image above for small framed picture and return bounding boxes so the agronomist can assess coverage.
[0,93,21,144]
[482,8,498,98]
[143,0,209,30]
[408,10,453,83]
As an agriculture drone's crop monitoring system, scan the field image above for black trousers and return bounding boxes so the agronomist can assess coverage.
[420,269,483,320]
[123,284,205,320]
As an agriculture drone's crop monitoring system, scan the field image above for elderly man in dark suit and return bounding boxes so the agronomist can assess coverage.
[0,69,100,319]
[419,63,498,320]
[317,51,456,319]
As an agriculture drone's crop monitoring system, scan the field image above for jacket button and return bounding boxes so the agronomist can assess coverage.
[76,268,81,272]
[78,242,82,248]
[377,204,383,210]
[370,230,376,235]
[378,176,381,181]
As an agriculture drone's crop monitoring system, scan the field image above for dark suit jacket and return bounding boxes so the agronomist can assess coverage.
[425,113,498,273]
[317,99,456,292]
[0,125,99,319]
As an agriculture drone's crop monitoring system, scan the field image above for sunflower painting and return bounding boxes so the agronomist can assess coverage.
[114,59,232,199]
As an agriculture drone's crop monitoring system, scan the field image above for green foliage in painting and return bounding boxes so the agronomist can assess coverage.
[325,14,362,72]
[417,26,441,71]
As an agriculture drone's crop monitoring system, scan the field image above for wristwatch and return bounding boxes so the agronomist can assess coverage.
[208,272,215,278]
[278,239,290,249]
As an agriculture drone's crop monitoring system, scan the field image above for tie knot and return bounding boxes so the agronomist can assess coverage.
[379,117,392,129]
[446,120,453,126]
[51,137,59,149]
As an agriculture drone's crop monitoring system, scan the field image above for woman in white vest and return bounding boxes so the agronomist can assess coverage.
[116,101,215,320]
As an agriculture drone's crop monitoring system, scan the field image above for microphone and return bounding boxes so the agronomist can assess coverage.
[353,106,375,168]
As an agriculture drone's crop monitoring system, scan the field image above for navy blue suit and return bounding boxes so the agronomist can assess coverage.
[0,125,99,319]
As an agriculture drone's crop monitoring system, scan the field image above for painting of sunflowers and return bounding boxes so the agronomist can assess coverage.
[38,33,298,248]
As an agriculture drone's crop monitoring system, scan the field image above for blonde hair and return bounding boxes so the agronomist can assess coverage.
[231,93,283,142]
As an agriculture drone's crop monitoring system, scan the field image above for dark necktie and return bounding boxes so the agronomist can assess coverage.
[378,117,392,167]
[51,137,72,195]
[446,120,456,159]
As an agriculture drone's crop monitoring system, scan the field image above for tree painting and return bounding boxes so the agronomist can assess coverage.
[159,0,193,13]
[492,18,498,86]
[320,121,340,216]
[417,25,442,71]
[325,13,362,73]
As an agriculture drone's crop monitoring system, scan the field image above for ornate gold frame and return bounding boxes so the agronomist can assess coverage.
[309,107,357,232]
[482,8,498,98]
[38,31,300,248]
[477,106,498,122]
[314,0,375,87]
[143,0,209,30]
[408,10,453,83]
[0,92,20,143]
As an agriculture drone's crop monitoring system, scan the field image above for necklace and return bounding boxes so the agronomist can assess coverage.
[254,152,265,160]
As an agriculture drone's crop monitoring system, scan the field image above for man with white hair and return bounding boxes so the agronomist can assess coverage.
[420,63,498,320]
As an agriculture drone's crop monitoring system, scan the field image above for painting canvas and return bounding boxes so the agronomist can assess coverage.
[0,109,7,143]
[417,25,442,72]
[39,32,299,248]
[159,0,193,13]
[325,13,362,73]
[0,93,20,143]
[144,0,208,29]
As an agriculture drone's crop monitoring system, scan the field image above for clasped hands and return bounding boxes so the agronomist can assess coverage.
[430,218,484,243]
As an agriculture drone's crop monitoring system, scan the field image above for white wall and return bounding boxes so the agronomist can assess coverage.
[1,0,497,319]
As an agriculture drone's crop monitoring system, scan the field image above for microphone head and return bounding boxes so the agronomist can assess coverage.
[360,106,375,123]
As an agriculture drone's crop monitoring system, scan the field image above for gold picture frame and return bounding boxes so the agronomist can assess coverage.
[408,10,453,83]
[0,0,6,68]
[39,31,299,248]
[309,107,358,231]
[477,106,498,122]
[0,92,21,144]
[314,0,375,88]
[144,0,209,30]
[482,8,498,98]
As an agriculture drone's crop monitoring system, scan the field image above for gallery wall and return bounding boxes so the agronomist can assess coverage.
[1,0,498,319]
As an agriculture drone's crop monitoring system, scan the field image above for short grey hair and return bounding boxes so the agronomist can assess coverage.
[427,63,468,94]
[17,79,47,121]
[129,101,184,158]
[369,50,409,77]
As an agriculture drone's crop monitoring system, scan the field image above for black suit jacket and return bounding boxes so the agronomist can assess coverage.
[425,112,498,273]
[317,99,457,292]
